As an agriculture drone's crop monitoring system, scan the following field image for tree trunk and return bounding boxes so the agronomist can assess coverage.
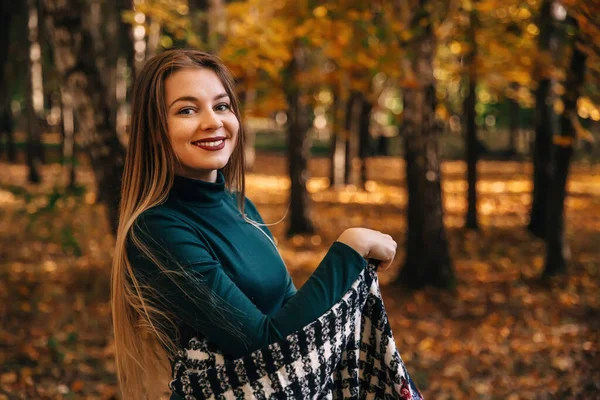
[189,0,224,52]
[189,0,209,47]
[25,99,42,183]
[358,95,373,189]
[207,0,224,52]
[0,3,11,80]
[344,92,359,185]
[61,87,77,188]
[44,0,126,233]
[508,83,519,155]
[0,3,16,162]
[242,73,257,170]
[329,84,345,187]
[464,4,478,230]
[114,0,134,141]
[286,46,314,236]
[529,0,555,238]
[397,8,455,289]
[117,0,135,73]
[376,135,389,156]
[328,124,338,185]
[89,0,133,142]
[26,0,44,183]
[0,109,16,162]
[543,26,586,277]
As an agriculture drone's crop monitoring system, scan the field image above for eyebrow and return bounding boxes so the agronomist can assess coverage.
[168,93,230,109]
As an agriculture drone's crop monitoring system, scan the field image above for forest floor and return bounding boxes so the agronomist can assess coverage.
[0,154,599,399]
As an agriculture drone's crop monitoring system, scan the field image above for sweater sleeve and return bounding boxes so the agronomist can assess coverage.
[127,210,367,358]
[283,273,297,304]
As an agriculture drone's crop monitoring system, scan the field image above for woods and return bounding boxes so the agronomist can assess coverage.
[1,0,599,398]
[398,1,455,289]
[43,0,127,232]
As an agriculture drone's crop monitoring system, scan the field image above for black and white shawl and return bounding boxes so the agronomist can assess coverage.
[170,265,423,399]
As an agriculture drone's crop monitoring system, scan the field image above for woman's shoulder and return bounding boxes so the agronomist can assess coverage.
[127,204,202,261]
[133,202,191,234]
[224,191,262,218]
[243,197,263,221]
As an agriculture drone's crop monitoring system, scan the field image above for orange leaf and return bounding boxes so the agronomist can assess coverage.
[71,380,85,392]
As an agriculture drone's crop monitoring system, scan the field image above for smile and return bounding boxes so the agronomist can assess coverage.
[192,139,225,151]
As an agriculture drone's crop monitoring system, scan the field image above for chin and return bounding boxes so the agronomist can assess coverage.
[192,160,229,172]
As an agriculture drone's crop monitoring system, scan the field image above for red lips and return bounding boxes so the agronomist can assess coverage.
[192,138,226,151]
[192,136,226,143]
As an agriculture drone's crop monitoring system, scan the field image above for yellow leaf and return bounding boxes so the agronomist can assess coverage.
[294,24,310,37]
[348,10,360,20]
[361,11,373,20]
[436,104,450,121]
[418,337,435,351]
[392,21,405,33]
[400,30,413,41]
[313,6,327,18]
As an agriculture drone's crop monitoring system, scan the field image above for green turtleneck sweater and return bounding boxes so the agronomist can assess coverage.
[127,171,367,360]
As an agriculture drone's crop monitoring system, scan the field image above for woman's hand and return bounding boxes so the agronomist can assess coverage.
[336,228,397,270]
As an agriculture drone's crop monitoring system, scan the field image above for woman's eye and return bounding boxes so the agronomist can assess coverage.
[215,103,231,112]
[177,107,195,115]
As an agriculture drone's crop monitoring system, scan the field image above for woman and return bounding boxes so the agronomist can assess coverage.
[111,49,397,399]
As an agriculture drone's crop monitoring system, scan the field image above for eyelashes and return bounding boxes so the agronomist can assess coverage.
[177,107,195,115]
[214,103,231,112]
[176,103,231,115]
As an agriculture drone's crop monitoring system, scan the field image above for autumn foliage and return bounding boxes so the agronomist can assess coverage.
[1,0,600,398]
[1,156,599,398]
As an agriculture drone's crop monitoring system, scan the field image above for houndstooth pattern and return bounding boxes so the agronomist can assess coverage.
[170,265,423,399]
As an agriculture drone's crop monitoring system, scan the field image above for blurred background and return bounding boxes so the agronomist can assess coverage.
[1,0,599,398]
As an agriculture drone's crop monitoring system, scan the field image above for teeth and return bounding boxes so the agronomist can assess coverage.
[195,140,224,147]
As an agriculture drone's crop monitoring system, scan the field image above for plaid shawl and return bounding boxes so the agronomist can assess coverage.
[170,265,423,399]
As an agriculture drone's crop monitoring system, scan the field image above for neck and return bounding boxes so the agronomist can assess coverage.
[175,168,218,183]
[170,170,225,207]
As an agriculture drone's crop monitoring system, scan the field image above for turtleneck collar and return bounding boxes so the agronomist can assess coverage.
[171,170,226,207]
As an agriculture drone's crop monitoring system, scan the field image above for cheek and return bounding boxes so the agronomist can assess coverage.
[233,118,240,143]
[166,120,188,146]
[229,119,241,145]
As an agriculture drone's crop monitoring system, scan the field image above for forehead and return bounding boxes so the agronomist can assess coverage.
[164,67,226,100]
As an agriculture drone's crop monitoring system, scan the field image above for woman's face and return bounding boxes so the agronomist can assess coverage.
[164,67,239,182]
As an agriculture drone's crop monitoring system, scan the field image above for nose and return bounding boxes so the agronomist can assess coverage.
[199,109,223,131]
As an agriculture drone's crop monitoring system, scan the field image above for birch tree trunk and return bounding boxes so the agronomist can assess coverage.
[43,0,126,233]
[61,87,77,188]
[26,0,44,183]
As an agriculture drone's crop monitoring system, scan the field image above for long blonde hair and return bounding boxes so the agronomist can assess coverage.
[111,50,246,399]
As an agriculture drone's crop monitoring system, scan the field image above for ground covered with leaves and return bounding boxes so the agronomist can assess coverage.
[1,154,599,399]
